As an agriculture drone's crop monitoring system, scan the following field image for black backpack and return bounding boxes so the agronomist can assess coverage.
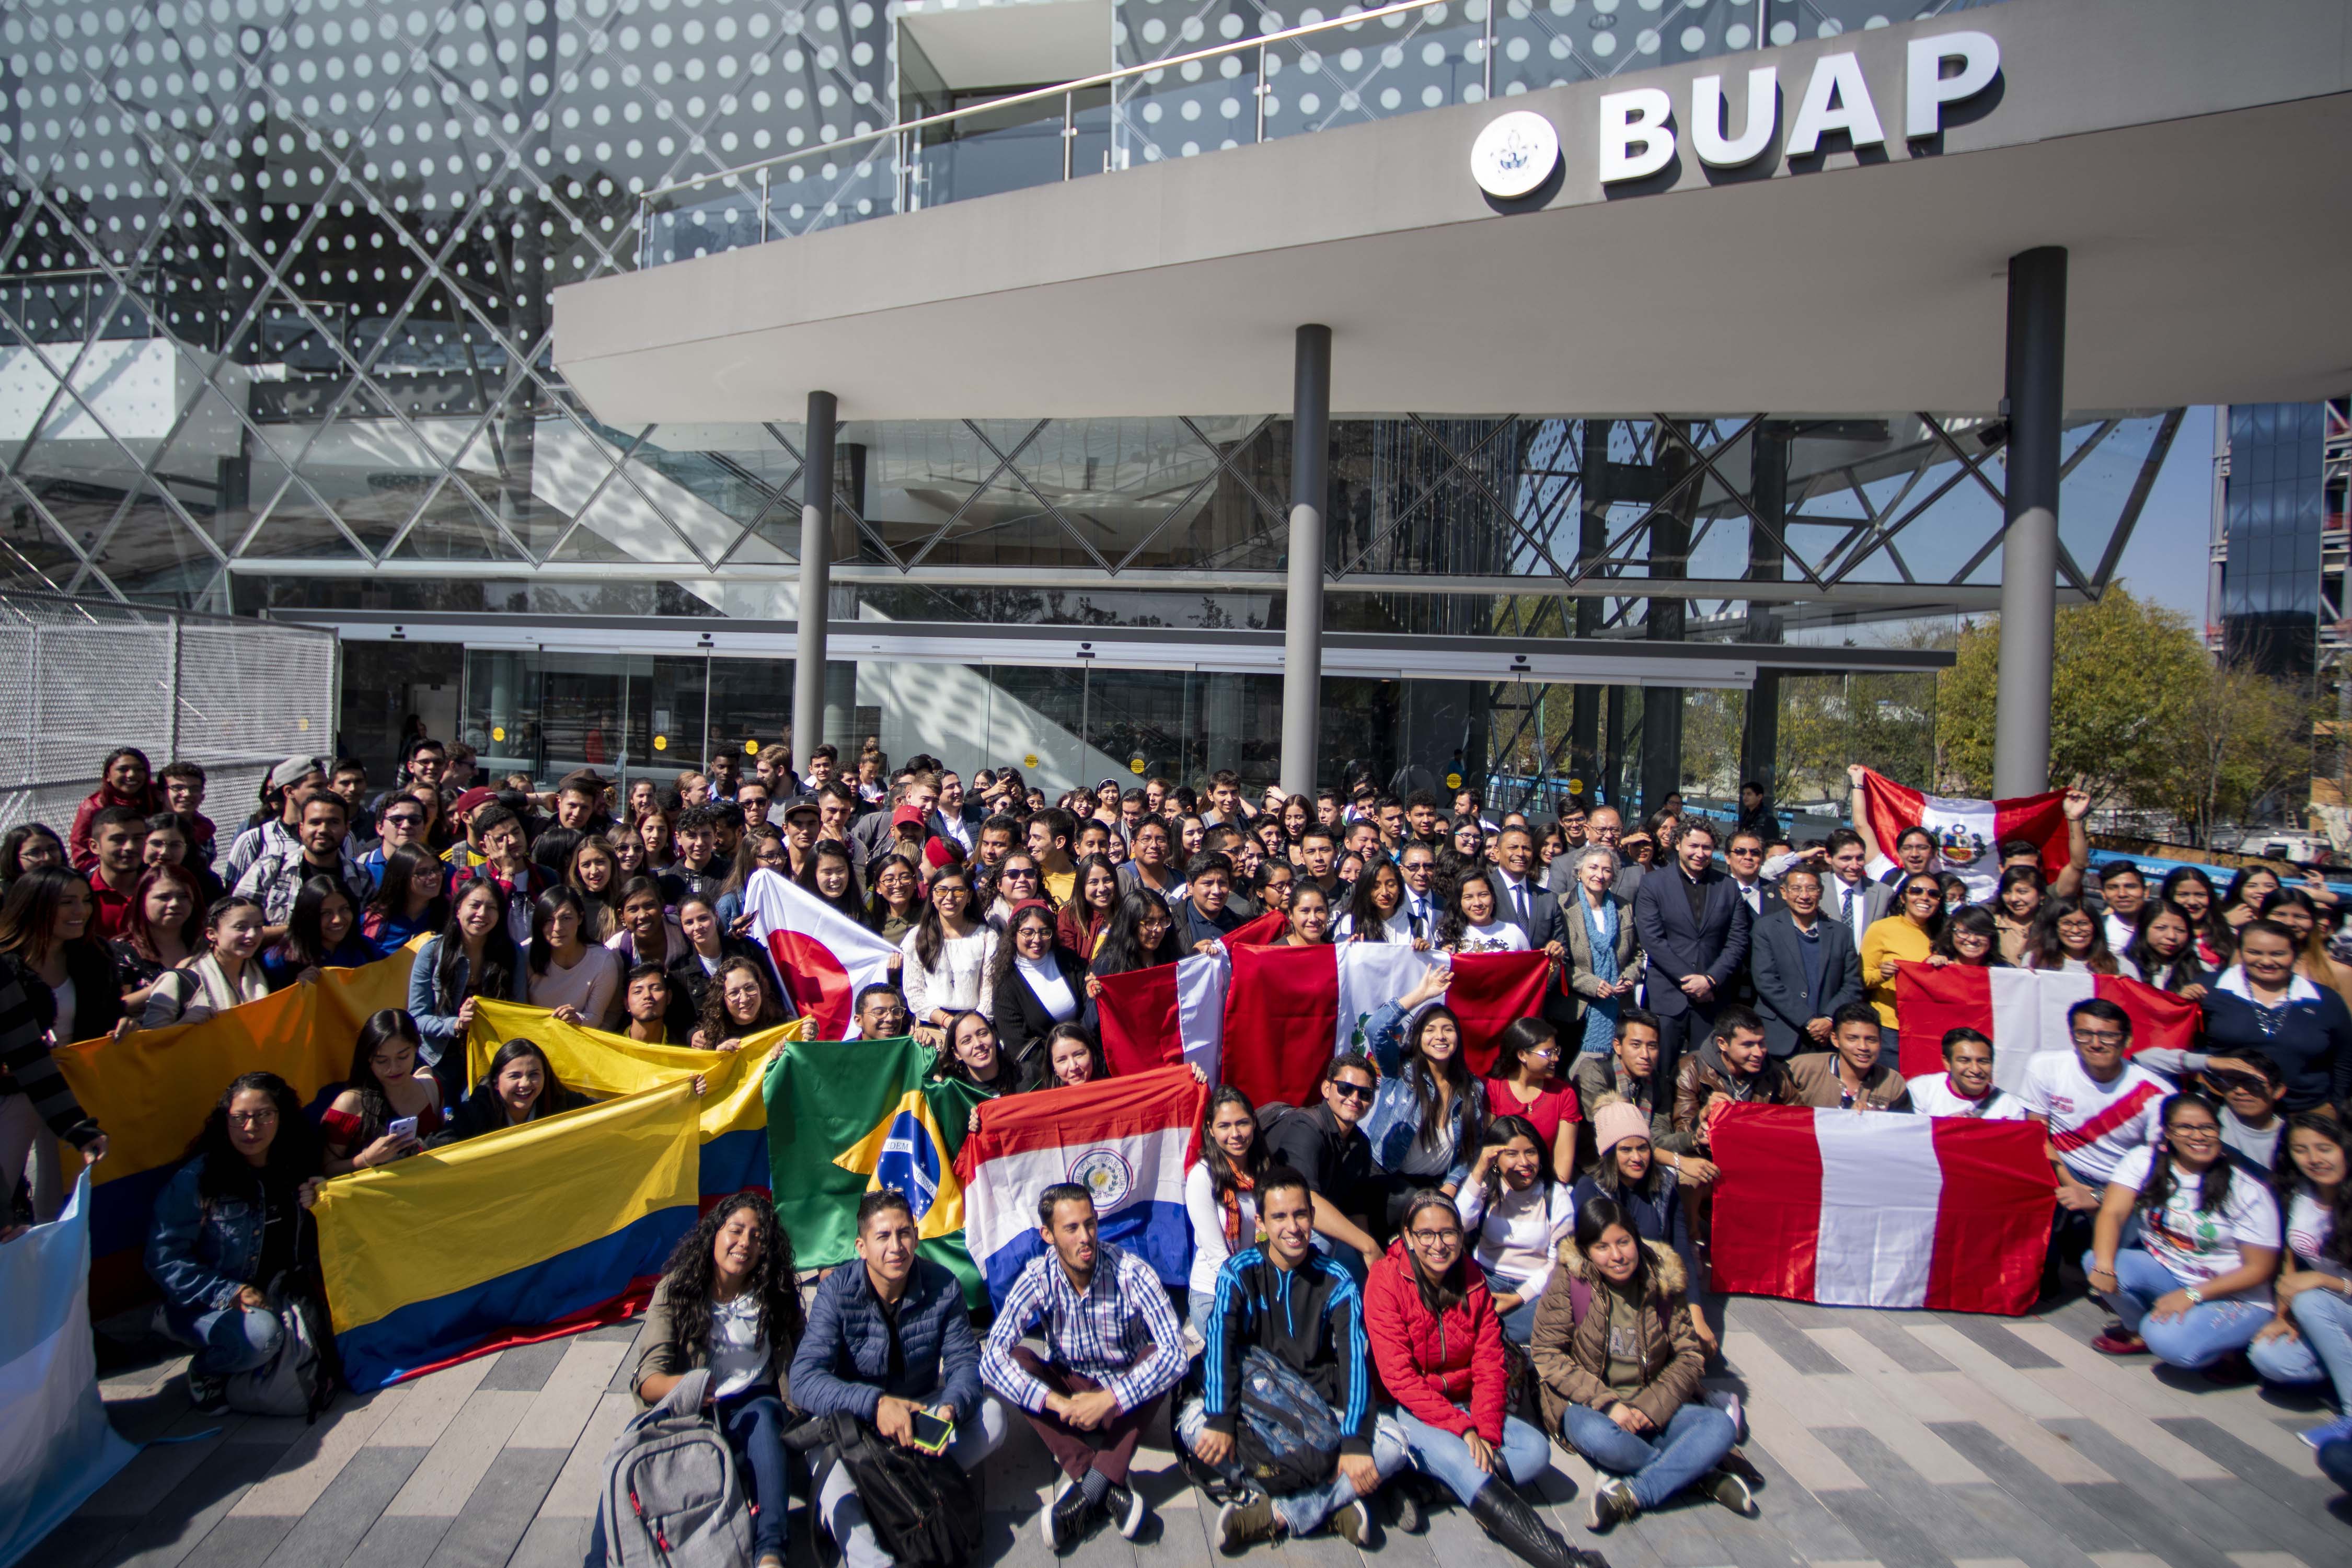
[1232,1345,1342,1495]
[821,1412,982,1568]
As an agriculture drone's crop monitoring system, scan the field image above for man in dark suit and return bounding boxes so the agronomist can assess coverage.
[1630,818,1753,1088]
[1747,863,1864,1057]
[1722,826,1781,1007]
[1492,825,1576,1029]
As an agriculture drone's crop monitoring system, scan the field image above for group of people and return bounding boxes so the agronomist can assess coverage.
[6,735,2352,1563]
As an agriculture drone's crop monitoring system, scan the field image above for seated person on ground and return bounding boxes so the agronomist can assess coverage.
[320,1008,441,1173]
[979,1183,1189,1550]
[1904,1028,2026,1119]
[433,1036,590,1144]
[1568,1009,1702,1177]
[1456,1115,1577,1344]
[1786,1004,1912,1111]
[1261,1050,1387,1274]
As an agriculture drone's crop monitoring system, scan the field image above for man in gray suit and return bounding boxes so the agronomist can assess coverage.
[1822,828,1893,957]
[1748,863,1865,1057]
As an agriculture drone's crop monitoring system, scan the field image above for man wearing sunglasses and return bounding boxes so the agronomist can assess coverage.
[359,798,436,894]
[2203,1050,2288,1178]
[1263,1052,1386,1278]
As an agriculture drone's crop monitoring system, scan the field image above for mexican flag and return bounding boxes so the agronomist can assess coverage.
[762,1035,989,1302]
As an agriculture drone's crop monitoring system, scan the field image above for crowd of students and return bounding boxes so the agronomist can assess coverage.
[4,736,2352,1562]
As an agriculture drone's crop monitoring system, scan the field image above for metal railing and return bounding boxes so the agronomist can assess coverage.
[637,0,1480,267]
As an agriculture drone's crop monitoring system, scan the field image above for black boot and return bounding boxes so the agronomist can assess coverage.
[1468,1480,1588,1568]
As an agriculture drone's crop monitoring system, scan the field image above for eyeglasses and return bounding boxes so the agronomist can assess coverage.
[1002,868,1037,879]
[2070,1028,2126,1046]
[2167,1123,2222,1142]
[1329,1080,1376,1102]
[227,1110,279,1127]
[1406,1229,1462,1247]
[1727,846,1762,858]
[2203,1070,2269,1095]
[384,813,424,827]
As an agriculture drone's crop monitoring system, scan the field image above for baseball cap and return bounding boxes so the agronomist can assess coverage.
[451,786,499,818]
[269,756,326,789]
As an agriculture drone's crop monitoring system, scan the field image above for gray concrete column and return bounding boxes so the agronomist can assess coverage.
[793,390,837,781]
[1742,424,1789,814]
[1279,325,1331,798]
[1571,419,1609,793]
[1640,430,1693,814]
[1994,248,2067,799]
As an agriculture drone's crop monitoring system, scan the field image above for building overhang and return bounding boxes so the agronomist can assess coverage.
[554,0,2352,425]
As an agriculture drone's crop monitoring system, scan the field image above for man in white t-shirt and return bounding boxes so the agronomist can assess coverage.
[2020,997,2168,1297]
[1906,1029,2027,1120]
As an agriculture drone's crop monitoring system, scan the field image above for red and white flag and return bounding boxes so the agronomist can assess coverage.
[1854,767,2068,897]
[741,867,898,1039]
[1221,943,1429,1110]
[1094,954,1228,1081]
[1709,1103,2055,1316]
[1892,961,2199,1086]
[1444,951,1554,1076]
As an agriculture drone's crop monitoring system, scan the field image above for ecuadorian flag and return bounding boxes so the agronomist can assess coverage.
[765,1035,986,1300]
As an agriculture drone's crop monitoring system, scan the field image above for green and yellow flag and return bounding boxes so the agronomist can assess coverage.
[763,1035,987,1301]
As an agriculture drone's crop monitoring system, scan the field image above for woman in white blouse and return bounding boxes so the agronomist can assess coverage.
[898,867,995,1047]
[987,901,1093,1078]
[1454,1115,1575,1343]
[1440,869,1530,956]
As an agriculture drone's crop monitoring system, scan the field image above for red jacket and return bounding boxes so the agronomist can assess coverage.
[70,782,164,871]
[1363,1237,1509,1443]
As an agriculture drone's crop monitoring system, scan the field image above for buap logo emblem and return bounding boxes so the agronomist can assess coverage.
[1471,110,1561,200]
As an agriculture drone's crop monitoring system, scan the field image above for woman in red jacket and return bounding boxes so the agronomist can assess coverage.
[1366,1189,1583,1568]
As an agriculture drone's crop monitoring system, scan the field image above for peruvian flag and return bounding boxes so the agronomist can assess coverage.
[1709,1103,2056,1316]
[741,867,898,1039]
[1445,951,1554,1075]
[1221,943,1429,1109]
[1095,954,1229,1080]
[1222,910,1289,948]
[1892,962,2200,1086]
[1854,766,2068,898]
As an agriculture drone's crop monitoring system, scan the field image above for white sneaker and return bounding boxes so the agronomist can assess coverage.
[1585,1477,1636,1532]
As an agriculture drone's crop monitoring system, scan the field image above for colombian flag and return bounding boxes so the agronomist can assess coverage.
[764,1034,988,1301]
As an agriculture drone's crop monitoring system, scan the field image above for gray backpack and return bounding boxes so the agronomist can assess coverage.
[597,1368,753,1568]
[225,1282,335,1421]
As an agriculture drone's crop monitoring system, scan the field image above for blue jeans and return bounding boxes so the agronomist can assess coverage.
[1176,1396,1411,1536]
[718,1390,791,1561]
[2247,1284,2352,1405]
[1500,1296,1539,1345]
[2320,1436,2352,1494]
[1392,1408,1551,1505]
[2085,1248,2270,1368]
[174,1303,282,1377]
[1561,1403,1735,1512]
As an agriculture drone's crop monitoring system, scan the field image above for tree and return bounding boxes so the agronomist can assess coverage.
[2144,660,2315,845]
[1935,585,2206,807]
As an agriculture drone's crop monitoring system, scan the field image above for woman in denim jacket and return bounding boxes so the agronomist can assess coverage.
[144,1070,324,1409]
[1361,961,1486,1231]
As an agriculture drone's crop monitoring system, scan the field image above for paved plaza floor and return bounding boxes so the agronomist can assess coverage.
[48,1287,2351,1568]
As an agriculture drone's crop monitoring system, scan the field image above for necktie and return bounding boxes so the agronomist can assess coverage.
[1514,883,1529,925]
[1842,886,1856,927]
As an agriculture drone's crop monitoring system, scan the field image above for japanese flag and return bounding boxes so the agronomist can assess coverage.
[742,867,899,1039]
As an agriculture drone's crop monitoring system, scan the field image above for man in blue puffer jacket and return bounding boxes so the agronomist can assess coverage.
[789,1189,1007,1567]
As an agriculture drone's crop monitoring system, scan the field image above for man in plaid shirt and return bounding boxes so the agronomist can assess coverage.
[980,1182,1187,1553]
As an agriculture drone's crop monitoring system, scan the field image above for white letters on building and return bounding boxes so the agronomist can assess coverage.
[1597,87,1676,183]
[1784,52,1886,157]
[1690,66,1779,168]
[1907,31,2002,140]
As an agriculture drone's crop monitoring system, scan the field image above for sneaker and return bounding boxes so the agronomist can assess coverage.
[1704,1468,1754,1517]
[1389,1475,1425,1535]
[1216,1492,1278,1555]
[1106,1480,1149,1541]
[1043,1475,1095,1553]
[1328,1497,1374,1547]
[2089,1323,2148,1356]
[2298,1414,2352,1450]
[187,1372,226,1413]
[1584,1478,1636,1532]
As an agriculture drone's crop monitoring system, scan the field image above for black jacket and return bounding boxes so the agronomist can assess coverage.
[665,933,787,1036]
[1631,868,1753,1019]
[431,1080,591,1145]
[990,946,1094,1069]
[1747,908,1864,1057]
[1200,1247,1376,1455]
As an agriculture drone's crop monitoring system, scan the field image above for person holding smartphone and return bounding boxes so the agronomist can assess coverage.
[789,1190,1008,1568]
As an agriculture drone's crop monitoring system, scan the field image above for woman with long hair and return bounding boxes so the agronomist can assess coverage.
[1367,1187,1578,1567]
[987,852,1049,926]
[1457,1115,1578,1342]
[320,1009,442,1174]
[435,1036,588,1144]
[2196,919,2352,1115]
[1087,890,1183,983]
[1336,858,1412,944]
[0,867,126,1046]
[1055,854,1120,959]
[799,840,864,922]
[901,866,996,1046]
[1862,871,1947,1054]
[113,862,204,1010]
[609,825,648,879]
[863,852,926,947]
[263,875,374,990]
[932,1008,1031,1096]
[1992,864,2046,966]
[1277,794,1312,859]
[1042,1021,1105,1088]
[2246,1112,2352,1445]
[70,745,162,870]
[362,843,448,956]
[1450,815,1487,863]
[2026,894,2138,979]
[1283,883,1335,947]
[2084,1090,2280,1366]
[407,874,527,1102]
[143,894,271,1028]
[1927,903,2007,969]
[987,901,1092,1074]
[692,956,790,1053]
[1569,1100,1694,1260]
[1530,1197,1744,1530]
[1441,869,1529,955]
[1,821,67,892]
[625,1193,805,1568]
[567,835,625,943]
[526,885,624,1029]
[2159,866,2231,965]
[144,1070,325,1408]
[1484,1019,1581,1182]
[2222,864,2286,930]
[1183,1086,1265,1324]
[1362,964,1486,1223]
[636,808,677,873]
[2126,902,2212,998]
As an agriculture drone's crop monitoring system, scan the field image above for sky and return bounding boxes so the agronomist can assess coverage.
[2106,404,2217,628]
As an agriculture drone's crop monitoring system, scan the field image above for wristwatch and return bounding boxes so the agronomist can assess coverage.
[2183,1286,2205,1307]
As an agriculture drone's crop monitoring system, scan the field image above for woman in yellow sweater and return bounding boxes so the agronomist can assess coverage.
[1860,873,1947,1059]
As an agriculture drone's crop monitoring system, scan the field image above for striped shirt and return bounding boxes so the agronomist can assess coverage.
[978,1241,1186,1416]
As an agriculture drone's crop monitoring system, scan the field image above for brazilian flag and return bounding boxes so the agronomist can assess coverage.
[763,1036,989,1304]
